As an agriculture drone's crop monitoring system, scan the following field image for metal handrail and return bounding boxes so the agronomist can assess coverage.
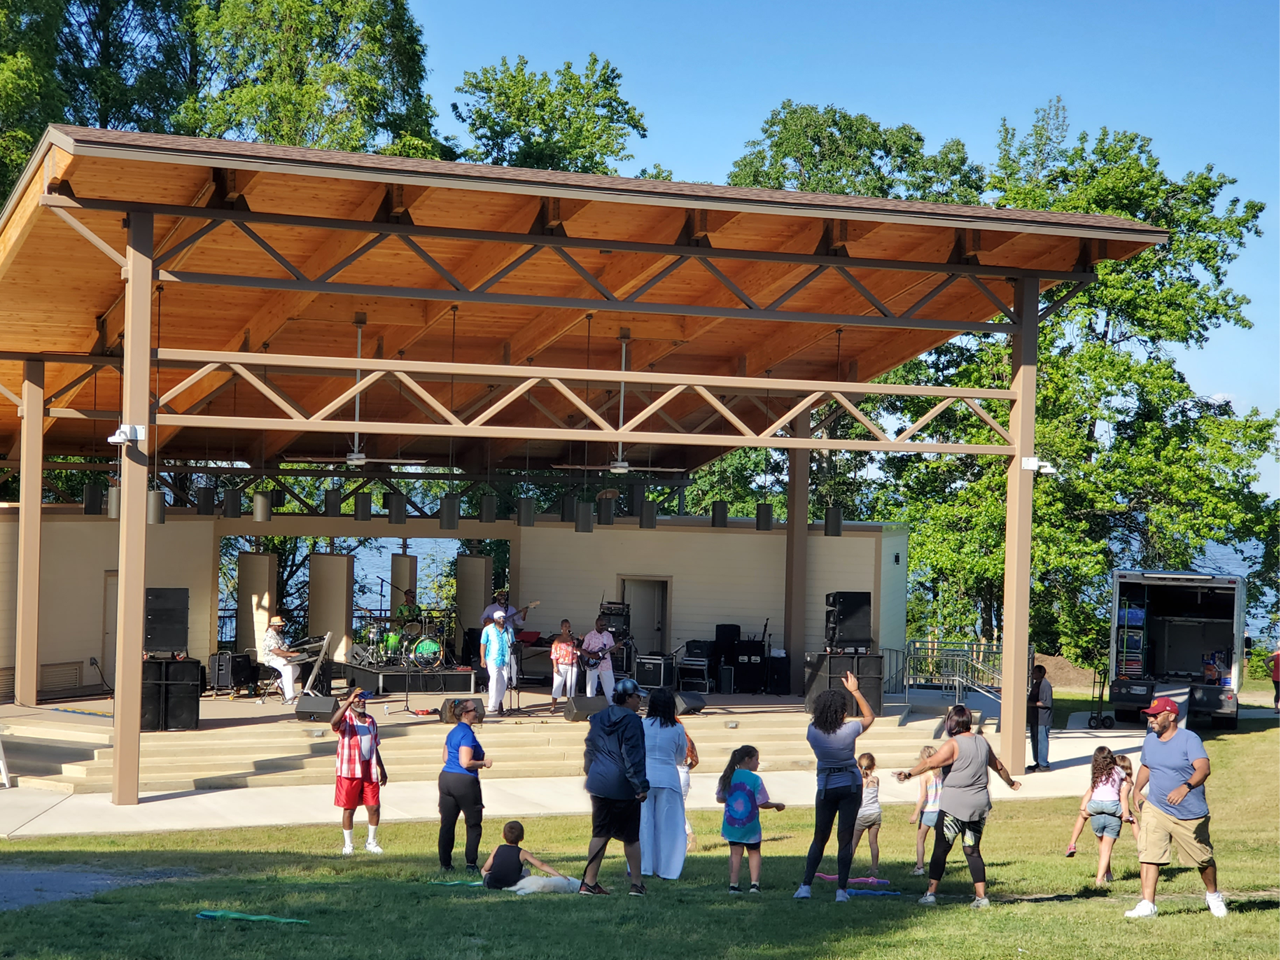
[905,639,1029,704]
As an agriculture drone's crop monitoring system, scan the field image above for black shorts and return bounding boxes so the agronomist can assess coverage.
[727,840,761,851]
[591,795,642,843]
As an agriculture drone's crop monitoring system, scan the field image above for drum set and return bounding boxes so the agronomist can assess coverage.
[363,614,449,670]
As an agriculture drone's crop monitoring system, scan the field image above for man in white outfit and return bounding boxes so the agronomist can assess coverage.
[480,609,513,715]
[481,590,528,690]
[581,616,618,700]
[258,615,302,703]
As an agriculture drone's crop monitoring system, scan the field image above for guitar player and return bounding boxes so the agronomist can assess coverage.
[581,616,618,700]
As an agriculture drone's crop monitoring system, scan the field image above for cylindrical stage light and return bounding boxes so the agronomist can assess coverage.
[107,486,121,519]
[195,487,216,516]
[640,501,658,529]
[597,498,615,525]
[253,491,272,523]
[147,489,167,525]
[517,498,536,527]
[439,495,460,530]
[325,488,344,516]
[83,484,104,516]
[222,489,242,518]
[270,488,287,508]
[353,492,372,522]
[824,504,843,536]
[755,503,773,531]
[575,501,594,534]
[480,494,497,523]
[560,495,575,523]
[711,501,729,527]
[385,492,407,525]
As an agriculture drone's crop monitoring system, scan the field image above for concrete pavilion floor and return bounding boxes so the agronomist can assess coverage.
[2,687,1273,839]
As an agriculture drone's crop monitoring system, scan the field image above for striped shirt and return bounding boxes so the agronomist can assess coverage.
[335,713,380,780]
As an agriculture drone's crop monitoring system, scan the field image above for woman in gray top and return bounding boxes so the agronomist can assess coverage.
[896,704,1020,909]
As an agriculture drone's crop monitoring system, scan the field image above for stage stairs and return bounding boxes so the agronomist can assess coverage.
[2,701,989,795]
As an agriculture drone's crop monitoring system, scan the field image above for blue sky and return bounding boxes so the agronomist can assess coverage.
[410,0,1279,495]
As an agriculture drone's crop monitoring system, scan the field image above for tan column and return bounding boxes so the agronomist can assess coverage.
[112,213,153,806]
[389,553,418,612]
[13,360,44,706]
[455,553,493,651]
[999,277,1039,773]
[309,553,354,663]
[784,411,811,694]
[236,552,278,653]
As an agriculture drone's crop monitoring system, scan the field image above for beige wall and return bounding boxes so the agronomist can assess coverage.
[0,510,218,685]
[877,531,910,651]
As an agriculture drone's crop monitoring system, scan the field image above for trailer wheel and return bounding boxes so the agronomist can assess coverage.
[1101,716,1116,729]
[1087,717,1100,729]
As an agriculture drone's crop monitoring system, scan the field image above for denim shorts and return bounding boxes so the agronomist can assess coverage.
[1088,799,1122,839]
[921,811,938,829]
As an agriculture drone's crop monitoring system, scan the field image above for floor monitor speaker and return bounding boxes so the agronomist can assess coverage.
[295,695,338,722]
[564,696,609,722]
[674,691,706,715]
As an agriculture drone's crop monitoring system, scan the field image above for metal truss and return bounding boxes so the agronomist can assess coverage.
[39,193,1095,336]
[145,348,1016,457]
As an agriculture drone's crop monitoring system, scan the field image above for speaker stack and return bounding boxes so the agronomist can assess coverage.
[733,640,767,695]
[141,658,202,731]
[825,591,873,653]
[803,652,883,716]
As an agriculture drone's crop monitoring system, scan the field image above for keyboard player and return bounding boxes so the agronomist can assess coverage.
[259,615,303,704]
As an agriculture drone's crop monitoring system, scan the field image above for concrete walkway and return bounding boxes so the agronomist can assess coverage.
[1,726,1145,839]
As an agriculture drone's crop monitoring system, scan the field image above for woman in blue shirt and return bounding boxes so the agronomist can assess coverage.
[438,698,492,872]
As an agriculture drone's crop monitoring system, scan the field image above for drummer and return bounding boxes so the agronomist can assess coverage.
[393,588,423,631]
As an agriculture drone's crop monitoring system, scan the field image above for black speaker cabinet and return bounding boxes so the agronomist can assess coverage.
[295,694,338,722]
[803,652,883,716]
[824,591,872,644]
[718,664,735,694]
[461,628,482,668]
[766,654,791,696]
[635,655,675,690]
[140,659,164,731]
[163,659,201,730]
[564,695,608,722]
[144,588,189,655]
[734,641,767,694]
[674,691,706,715]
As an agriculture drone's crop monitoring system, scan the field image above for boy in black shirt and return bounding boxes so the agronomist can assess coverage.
[481,821,567,889]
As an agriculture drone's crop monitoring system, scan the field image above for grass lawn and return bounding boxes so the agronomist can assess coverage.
[1,721,1276,960]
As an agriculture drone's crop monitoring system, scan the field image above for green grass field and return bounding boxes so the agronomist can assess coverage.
[1,720,1276,960]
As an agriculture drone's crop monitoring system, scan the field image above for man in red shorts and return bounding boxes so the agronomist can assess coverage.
[331,687,388,855]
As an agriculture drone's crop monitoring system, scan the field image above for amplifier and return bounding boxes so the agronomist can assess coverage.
[718,664,735,695]
[734,641,767,694]
[766,654,791,696]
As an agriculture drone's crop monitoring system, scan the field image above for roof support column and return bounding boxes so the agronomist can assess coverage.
[112,212,153,806]
[999,277,1039,774]
[13,360,44,706]
[784,411,811,694]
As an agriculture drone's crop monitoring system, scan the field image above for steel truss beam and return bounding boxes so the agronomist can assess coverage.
[146,348,1016,457]
[38,193,1095,335]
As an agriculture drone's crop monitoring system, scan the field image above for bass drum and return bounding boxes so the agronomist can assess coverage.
[412,638,442,669]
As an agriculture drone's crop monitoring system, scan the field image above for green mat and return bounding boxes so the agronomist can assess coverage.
[196,910,309,924]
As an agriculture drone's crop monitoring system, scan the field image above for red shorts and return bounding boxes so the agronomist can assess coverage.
[335,774,380,809]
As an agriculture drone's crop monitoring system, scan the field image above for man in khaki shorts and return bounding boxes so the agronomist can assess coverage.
[1126,696,1226,919]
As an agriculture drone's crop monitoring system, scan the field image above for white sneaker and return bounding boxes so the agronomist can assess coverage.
[911,866,927,876]
[835,889,849,903]
[1206,892,1227,918]
[793,884,811,900]
[971,897,990,910]
[918,892,937,905]
[1125,900,1158,918]
[341,844,354,856]
[365,841,383,855]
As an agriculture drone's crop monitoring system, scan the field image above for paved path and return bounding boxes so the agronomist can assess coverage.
[4,709,1273,840]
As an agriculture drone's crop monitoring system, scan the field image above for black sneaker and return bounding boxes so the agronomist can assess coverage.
[578,881,610,896]
[440,864,455,873]
[749,883,762,894]
[728,884,743,895]
[465,863,480,874]
[629,883,647,897]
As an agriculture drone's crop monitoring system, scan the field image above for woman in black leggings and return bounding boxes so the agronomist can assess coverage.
[438,699,492,871]
[794,674,876,902]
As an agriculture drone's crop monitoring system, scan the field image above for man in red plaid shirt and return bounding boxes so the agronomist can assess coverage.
[330,688,388,855]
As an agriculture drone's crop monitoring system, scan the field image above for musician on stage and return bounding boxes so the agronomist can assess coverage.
[258,614,303,704]
[549,619,580,712]
[481,590,528,690]
[480,609,514,716]
[330,687,388,855]
[393,588,423,630]
[582,616,618,700]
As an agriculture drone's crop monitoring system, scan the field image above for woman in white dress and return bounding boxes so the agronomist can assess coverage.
[639,687,689,880]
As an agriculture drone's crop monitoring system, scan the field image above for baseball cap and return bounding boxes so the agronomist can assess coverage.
[354,690,373,700]
[614,677,648,698]
[492,609,507,619]
[1141,696,1180,716]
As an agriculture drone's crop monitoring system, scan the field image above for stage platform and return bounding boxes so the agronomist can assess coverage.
[0,686,971,796]
[344,663,479,695]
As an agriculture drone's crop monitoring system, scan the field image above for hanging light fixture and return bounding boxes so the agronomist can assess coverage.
[439,494,460,530]
[107,486,121,519]
[385,492,407,525]
[195,487,216,516]
[83,484,104,516]
[711,501,729,527]
[597,498,615,525]
[575,501,594,534]
[479,494,497,523]
[517,498,536,527]
[560,495,575,523]
[353,491,372,522]
[147,490,167,525]
[640,501,658,529]
[824,505,843,536]
[253,491,272,523]
[756,503,774,531]
[325,488,343,516]
[222,488,242,518]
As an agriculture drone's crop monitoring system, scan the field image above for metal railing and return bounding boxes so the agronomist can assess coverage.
[905,639,1033,704]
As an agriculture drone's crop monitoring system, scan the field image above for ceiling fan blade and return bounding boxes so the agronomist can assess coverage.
[550,463,686,473]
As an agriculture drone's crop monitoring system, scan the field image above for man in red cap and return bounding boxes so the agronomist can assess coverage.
[1126,696,1225,919]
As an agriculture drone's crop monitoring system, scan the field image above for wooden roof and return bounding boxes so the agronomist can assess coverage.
[0,125,1165,472]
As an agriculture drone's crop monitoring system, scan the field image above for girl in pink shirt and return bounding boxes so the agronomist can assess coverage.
[1064,747,1132,885]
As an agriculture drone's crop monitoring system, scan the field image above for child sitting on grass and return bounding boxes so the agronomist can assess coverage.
[908,745,941,875]
[481,820,566,890]
[716,745,785,894]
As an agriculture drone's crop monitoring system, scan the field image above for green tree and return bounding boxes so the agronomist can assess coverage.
[174,0,444,153]
[0,0,61,196]
[450,53,646,174]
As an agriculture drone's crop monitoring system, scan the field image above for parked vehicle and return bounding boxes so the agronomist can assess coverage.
[1109,570,1247,729]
